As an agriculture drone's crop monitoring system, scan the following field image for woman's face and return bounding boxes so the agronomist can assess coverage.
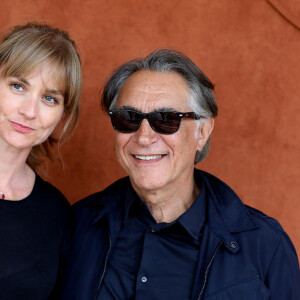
[0,62,65,152]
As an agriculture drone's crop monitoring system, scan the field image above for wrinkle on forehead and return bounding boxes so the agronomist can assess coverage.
[116,70,190,112]
[116,105,177,113]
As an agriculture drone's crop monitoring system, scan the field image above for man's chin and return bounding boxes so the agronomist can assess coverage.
[129,176,167,193]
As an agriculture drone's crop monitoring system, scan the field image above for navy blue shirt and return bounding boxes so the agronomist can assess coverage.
[98,180,206,300]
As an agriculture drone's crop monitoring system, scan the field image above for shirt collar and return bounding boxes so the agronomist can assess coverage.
[123,184,145,220]
[176,178,206,240]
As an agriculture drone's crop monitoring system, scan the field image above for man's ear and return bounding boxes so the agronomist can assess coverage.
[196,118,214,151]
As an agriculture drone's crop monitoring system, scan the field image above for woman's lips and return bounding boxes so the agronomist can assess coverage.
[10,121,35,133]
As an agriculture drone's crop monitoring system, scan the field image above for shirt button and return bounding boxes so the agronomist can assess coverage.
[230,241,238,249]
[150,228,155,233]
[141,276,147,283]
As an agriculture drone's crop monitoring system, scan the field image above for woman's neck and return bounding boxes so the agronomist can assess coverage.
[0,143,30,179]
[0,142,34,200]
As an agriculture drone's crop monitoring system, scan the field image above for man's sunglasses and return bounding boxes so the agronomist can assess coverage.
[108,109,202,134]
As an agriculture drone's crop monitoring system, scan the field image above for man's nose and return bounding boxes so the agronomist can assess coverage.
[18,96,38,119]
[134,119,158,146]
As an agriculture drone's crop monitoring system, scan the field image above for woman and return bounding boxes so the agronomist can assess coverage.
[0,22,81,299]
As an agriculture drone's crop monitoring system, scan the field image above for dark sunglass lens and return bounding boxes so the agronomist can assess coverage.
[111,111,141,132]
[150,112,180,134]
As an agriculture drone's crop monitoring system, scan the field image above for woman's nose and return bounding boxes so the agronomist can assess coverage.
[18,96,38,119]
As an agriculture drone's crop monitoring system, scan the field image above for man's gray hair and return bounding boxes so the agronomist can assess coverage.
[101,49,218,163]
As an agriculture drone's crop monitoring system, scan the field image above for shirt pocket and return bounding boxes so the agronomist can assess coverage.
[205,276,270,300]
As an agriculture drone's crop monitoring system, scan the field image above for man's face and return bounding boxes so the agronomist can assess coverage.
[114,70,212,195]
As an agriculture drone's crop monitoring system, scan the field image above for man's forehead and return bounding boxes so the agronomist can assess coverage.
[116,70,190,110]
[122,70,187,87]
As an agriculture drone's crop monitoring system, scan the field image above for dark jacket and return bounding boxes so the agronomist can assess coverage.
[60,170,300,299]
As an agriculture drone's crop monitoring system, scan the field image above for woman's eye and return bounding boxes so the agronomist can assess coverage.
[11,83,24,91]
[44,95,58,105]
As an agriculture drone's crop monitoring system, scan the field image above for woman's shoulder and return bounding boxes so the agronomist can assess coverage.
[33,173,71,213]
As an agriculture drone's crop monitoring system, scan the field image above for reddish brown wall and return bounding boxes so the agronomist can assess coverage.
[1,0,299,255]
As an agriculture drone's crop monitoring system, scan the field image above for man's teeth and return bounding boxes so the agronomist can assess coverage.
[135,155,163,160]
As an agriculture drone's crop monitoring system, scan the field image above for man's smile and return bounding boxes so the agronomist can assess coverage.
[133,154,165,161]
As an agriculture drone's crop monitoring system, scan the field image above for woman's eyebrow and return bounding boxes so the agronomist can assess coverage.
[14,76,30,85]
[45,88,64,96]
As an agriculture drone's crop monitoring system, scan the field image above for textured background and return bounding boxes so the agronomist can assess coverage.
[1,0,299,255]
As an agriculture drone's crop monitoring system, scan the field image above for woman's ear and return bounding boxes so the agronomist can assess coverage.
[196,118,214,151]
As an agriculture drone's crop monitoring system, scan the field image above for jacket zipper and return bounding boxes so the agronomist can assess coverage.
[197,241,222,300]
[93,232,112,300]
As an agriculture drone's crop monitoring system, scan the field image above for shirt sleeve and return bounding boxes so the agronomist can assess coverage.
[264,231,300,299]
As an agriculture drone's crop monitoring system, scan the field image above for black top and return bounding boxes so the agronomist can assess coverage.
[0,174,72,300]
[98,180,206,299]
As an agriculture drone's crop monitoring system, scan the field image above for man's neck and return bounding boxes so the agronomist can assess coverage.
[132,173,200,224]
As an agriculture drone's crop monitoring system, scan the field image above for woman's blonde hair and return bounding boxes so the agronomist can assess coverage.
[0,22,82,169]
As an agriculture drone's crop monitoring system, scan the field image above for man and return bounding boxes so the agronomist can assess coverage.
[60,49,300,299]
